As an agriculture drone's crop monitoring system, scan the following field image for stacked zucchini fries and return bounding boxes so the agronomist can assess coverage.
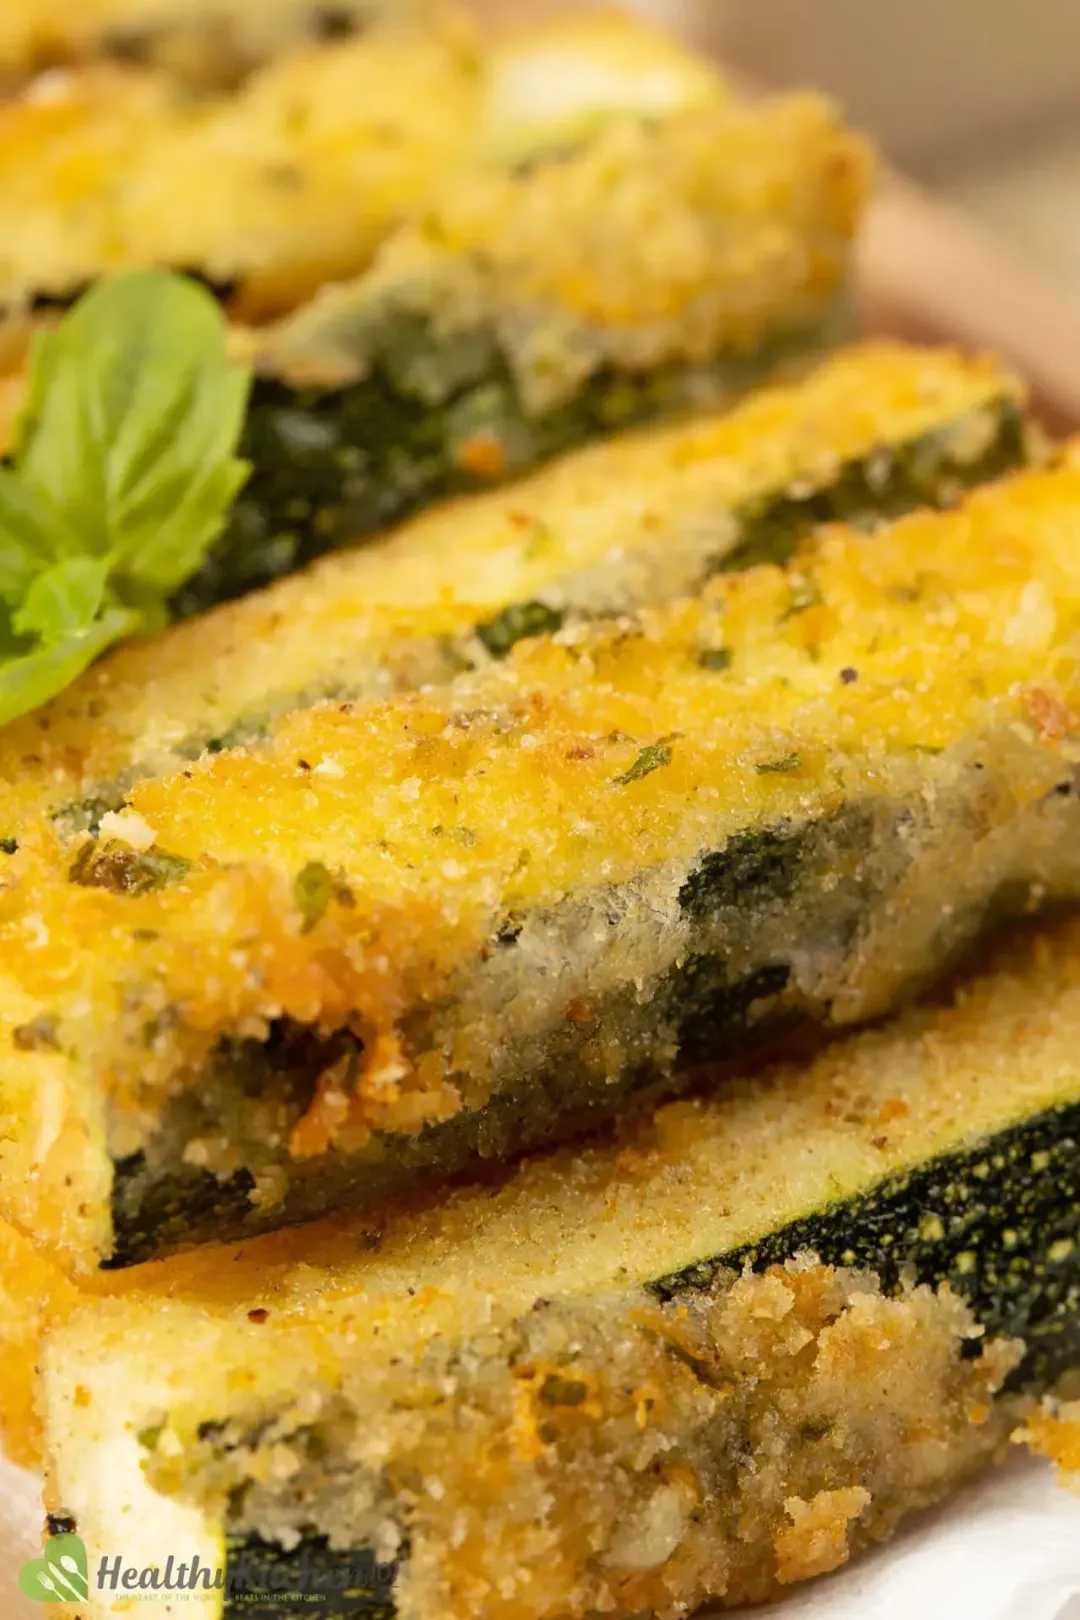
[0,7,1077,1620]
[0,9,865,605]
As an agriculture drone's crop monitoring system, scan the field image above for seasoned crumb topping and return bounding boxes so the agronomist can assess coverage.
[269,93,869,409]
[0,344,1022,839]
[145,1263,1022,1619]
[0,1218,81,1469]
[1017,1400,1080,1487]
[0,0,416,87]
[0,18,481,318]
[0,5,744,320]
[0,457,1079,1243]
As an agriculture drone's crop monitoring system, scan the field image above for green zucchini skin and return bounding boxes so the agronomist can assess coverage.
[104,807,884,1265]
[103,786,1061,1268]
[175,352,1027,620]
[107,1156,258,1270]
[177,355,706,615]
[715,397,1028,576]
[222,1534,397,1619]
[219,1096,1080,1619]
[172,310,848,618]
[103,950,792,1267]
[654,1097,1080,1392]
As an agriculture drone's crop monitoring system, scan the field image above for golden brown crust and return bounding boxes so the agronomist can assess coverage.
[79,462,1080,1113]
[35,915,1080,1605]
[0,343,1021,845]
[0,19,482,319]
[40,1260,1025,1619]
[1,455,1079,1266]
[0,0,399,88]
[268,92,869,406]
[0,8,742,320]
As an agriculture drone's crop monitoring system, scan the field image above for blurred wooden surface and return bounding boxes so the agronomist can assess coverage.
[676,0,1080,164]
[860,173,1080,430]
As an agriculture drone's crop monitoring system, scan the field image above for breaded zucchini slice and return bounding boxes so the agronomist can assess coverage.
[0,0,411,90]
[38,917,1080,1618]
[189,92,868,607]
[0,8,730,324]
[4,457,1080,1270]
[0,79,860,608]
[0,1,724,107]
[0,343,1032,848]
[0,20,482,324]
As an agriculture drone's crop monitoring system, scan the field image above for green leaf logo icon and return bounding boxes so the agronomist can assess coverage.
[18,1534,89,1602]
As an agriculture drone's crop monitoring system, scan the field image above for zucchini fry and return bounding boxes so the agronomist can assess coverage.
[0,19,482,323]
[4,456,1080,1270]
[0,9,731,323]
[0,0,413,90]
[38,915,1080,1618]
[0,344,1032,876]
[0,72,860,606]
[193,91,868,605]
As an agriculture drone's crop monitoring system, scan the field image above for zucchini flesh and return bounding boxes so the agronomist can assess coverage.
[6,457,1080,1273]
[39,918,1080,1618]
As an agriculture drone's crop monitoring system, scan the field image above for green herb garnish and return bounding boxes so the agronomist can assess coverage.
[475,599,564,660]
[756,753,803,775]
[781,579,823,621]
[294,860,356,933]
[697,648,732,672]
[12,1015,60,1052]
[613,741,675,786]
[0,272,251,727]
[69,840,192,896]
[432,824,479,848]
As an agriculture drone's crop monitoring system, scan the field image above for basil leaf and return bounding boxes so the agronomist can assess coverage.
[0,469,82,601]
[0,269,253,728]
[17,271,252,576]
[118,381,252,591]
[12,557,110,641]
[0,610,136,728]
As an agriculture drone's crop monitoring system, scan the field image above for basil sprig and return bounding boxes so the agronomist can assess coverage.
[0,271,251,726]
